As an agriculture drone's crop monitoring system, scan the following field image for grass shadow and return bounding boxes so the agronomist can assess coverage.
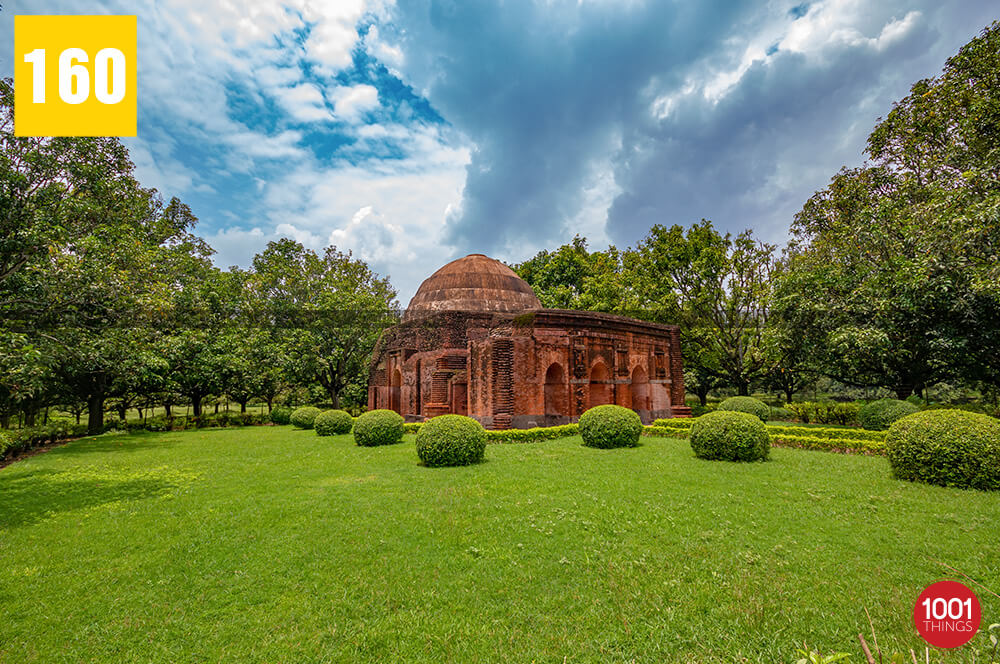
[43,432,180,458]
[0,468,182,529]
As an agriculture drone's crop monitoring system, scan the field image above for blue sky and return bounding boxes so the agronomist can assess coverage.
[2,0,997,302]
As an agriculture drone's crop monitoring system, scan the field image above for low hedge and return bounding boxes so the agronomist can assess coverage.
[485,423,579,443]
[717,397,770,422]
[314,409,353,436]
[859,399,919,431]
[689,411,770,462]
[765,425,885,443]
[769,433,886,455]
[579,405,643,449]
[652,418,695,429]
[290,406,322,430]
[886,409,1000,491]
[354,409,405,447]
[784,401,862,426]
[0,420,89,461]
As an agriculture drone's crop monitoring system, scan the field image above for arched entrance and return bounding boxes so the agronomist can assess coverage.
[588,362,611,409]
[630,365,650,416]
[544,363,568,415]
[390,369,402,414]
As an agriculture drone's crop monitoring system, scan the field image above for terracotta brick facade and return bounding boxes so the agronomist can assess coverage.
[369,307,691,429]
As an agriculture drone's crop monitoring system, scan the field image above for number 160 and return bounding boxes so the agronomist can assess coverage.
[23,48,127,105]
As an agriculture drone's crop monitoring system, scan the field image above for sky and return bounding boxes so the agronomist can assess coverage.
[2,0,997,303]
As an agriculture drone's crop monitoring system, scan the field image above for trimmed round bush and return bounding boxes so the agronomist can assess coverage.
[859,398,919,431]
[314,409,353,436]
[579,404,642,449]
[270,406,293,425]
[689,410,770,462]
[353,409,405,447]
[289,406,322,430]
[886,409,1000,491]
[415,414,486,467]
[717,396,770,422]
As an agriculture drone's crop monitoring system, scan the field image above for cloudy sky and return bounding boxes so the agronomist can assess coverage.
[2,1,996,302]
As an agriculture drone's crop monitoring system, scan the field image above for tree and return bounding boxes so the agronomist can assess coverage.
[513,236,627,311]
[625,221,775,396]
[774,22,1000,398]
[249,240,398,408]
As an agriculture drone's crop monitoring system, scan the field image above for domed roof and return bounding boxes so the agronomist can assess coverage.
[404,254,541,320]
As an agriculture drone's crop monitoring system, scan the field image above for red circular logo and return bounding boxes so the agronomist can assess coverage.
[914,581,981,648]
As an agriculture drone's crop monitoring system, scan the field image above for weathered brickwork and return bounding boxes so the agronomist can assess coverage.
[368,255,691,429]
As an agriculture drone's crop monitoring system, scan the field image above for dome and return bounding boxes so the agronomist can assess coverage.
[404,254,541,320]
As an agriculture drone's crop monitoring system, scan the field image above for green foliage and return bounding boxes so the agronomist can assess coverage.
[689,411,770,462]
[626,221,775,397]
[289,406,322,430]
[314,409,353,436]
[353,409,405,447]
[270,407,293,425]
[415,414,487,467]
[784,401,861,426]
[859,398,919,431]
[886,409,1000,491]
[512,235,625,310]
[249,239,398,409]
[579,404,642,449]
[717,396,770,422]
[484,423,579,443]
[774,23,1000,399]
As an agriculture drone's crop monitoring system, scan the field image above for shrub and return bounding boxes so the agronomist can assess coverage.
[859,399,919,431]
[353,409,405,447]
[415,414,487,467]
[579,404,642,449]
[270,406,293,425]
[314,409,353,436]
[290,406,322,430]
[485,423,579,443]
[717,396,770,422]
[886,410,1000,491]
[785,401,862,425]
[689,411,770,462]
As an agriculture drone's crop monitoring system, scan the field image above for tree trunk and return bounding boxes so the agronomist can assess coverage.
[737,382,750,396]
[87,392,105,436]
[191,393,203,418]
[117,403,127,421]
[328,385,340,409]
[240,401,247,413]
[894,383,914,400]
[784,386,794,404]
[25,408,36,427]
[696,386,709,407]
[266,397,273,413]
[165,403,172,417]
[3,414,12,428]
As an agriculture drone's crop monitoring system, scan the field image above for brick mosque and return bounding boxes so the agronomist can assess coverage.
[368,254,691,429]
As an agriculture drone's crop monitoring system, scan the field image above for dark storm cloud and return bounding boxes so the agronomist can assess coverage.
[389,0,999,253]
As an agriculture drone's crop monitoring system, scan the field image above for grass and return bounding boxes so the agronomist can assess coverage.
[1,427,998,663]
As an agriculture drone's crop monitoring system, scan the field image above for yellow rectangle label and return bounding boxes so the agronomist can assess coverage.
[14,15,137,137]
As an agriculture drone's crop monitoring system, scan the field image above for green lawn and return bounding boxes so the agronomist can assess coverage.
[2,427,998,663]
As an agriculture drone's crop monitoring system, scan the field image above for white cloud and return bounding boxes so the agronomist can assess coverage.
[331,85,381,123]
[276,83,331,123]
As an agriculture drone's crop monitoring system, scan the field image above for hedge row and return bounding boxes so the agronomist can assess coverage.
[0,421,88,460]
[485,423,579,443]
[768,433,886,455]
[648,418,886,454]
[765,425,885,442]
